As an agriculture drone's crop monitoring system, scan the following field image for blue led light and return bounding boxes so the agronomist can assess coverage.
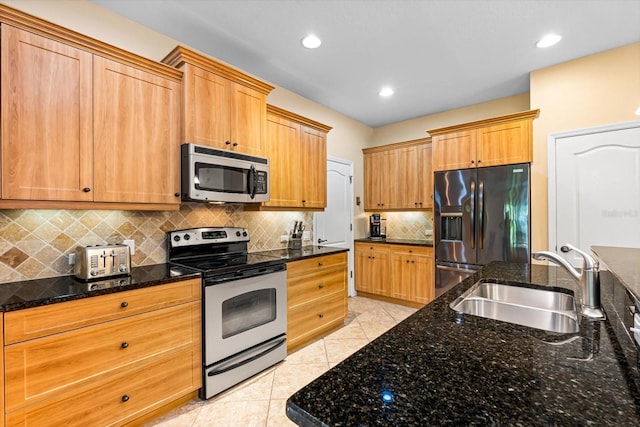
[380,390,394,403]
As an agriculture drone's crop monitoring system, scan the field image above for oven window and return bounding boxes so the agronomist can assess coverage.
[196,162,247,194]
[221,288,277,339]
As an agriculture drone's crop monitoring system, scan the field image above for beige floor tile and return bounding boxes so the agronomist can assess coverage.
[355,308,396,323]
[271,362,330,400]
[285,339,328,365]
[379,302,418,322]
[322,319,367,340]
[267,399,296,427]
[144,397,203,426]
[358,319,398,340]
[215,368,275,403]
[194,400,270,427]
[324,338,370,363]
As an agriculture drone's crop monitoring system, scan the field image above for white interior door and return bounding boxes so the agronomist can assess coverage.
[549,120,640,266]
[314,157,355,296]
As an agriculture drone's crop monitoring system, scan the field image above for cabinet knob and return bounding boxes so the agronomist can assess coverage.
[318,313,324,319]
[120,301,128,308]
[82,187,91,193]
[477,159,482,164]
[174,192,180,197]
[302,199,307,203]
[232,142,239,147]
[371,256,375,260]
[409,250,413,253]
[121,342,129,349]
[121,395,130,403]
[225,141,232,145]
[470,160,475,164]
[406,260,410,263]
[318,262,324,267]
[318,283,324,289]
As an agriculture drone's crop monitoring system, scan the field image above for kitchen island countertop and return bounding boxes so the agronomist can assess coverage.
[286,261,640,425]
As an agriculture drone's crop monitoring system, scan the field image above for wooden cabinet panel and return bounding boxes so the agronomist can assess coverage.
[5,301,199,411]
[288,268,346,309]
[432,130,476,171]
[231,82,267,156]
[1,25,93,201]
[6,348,199,427]
[184,65,231,148]
[287,253,347,277]
[300,126,327,208]
[412,250,434,304]
[5,278,201,344]
[354,243,391,296]
[476,118,532,167]
[419,144,433,209]
[389,252,411,300]
[364,151,393,210]
[287,292,347,350]
[264,114,301,207]
[93,56,181,204]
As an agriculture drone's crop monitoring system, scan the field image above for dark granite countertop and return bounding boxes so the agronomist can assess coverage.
[355,238,433,247]
[0,264,201,312]
[592,246,640,303]
[256,245,349,262]
[287,262,640,426]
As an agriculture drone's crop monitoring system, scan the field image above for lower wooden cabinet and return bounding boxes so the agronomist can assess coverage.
[287,253,348,351]
[2,278,202,426]
[355,242,434,307]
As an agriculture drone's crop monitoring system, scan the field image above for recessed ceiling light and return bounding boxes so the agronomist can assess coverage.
[379,87,394,97]
[536,33,562,48]
[301,34,321,49]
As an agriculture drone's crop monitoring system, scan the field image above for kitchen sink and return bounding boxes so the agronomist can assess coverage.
[450,280,580,334]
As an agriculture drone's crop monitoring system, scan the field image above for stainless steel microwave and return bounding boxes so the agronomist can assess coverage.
[181,143,269,203]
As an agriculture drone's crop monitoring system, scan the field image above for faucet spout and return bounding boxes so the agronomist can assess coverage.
[532,244,605,320]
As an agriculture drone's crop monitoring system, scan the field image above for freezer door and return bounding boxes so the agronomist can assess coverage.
[476,163,530,264]
[434,169,477,264]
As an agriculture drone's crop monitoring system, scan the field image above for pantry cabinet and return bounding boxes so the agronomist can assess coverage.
[356,242,433,307]
[287,252,348,351]
[430,110,539,171]
[259,105,331,210]
[363,138,432,211]
[3,278,201,426]
[162,46,274,157]
[0,15,183,210]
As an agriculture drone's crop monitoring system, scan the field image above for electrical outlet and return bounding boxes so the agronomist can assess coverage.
[302,230,311,241]
[68,253,76,266]
[123,239,135,255]
[280,234,289,242]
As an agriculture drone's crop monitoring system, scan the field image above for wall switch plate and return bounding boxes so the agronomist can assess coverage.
[123,239,135,255]
[280,235,289,242]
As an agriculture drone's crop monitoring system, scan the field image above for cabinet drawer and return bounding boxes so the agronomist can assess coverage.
[390,245,433,257]
[6,347,200,427]
[5,301,200,411]
[288,292,346,344]
[288,267,346,308]
[287,253,347,277]
[5,278,201,344]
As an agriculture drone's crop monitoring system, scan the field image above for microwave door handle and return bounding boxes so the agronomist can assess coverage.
[248,165,257,199]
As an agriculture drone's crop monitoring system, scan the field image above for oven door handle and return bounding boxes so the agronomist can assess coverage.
[207,336,286,377]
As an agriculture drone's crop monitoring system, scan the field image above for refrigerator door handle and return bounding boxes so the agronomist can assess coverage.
[470,180,476,250]
[478,180,484,249]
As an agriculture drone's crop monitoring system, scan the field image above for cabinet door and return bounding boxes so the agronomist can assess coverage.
[411,252,434,304]
[230,82,267,156]
[364,151,392,210]
[432,130,476,171]
[389,252,411,300]
[355,246,373,293]
[300,125,327,208]
[93,57,181,204]
[476,119,532,167]
[396,145,421,209]
[419,144,433,209]
[183,65,231,148]
[1,25,93,201]
[264,114,301,207]
[371,247,391,296]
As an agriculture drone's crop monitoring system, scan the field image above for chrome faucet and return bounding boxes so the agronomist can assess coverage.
[532,244,605,319]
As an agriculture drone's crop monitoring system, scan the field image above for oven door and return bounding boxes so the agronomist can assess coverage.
[204,269,286,365]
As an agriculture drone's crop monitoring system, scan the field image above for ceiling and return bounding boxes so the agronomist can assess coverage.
[92,0,640,128]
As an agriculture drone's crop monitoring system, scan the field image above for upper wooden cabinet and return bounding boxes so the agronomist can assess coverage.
[162,46,274,157]
[363,138,432,211]
[259,105,331,210]
[0,8,183,211]
[429,110,540,172]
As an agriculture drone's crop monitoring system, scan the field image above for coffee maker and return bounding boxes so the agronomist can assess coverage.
[370,214,382,240]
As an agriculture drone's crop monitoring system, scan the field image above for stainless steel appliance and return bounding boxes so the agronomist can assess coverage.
[434,163,530,293]
[369,214,382,240]
[73,244,131,280]
[167,227,286,399]
[181,143,270,203]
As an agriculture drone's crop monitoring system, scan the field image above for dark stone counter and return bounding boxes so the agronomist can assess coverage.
[355,238,433,247]
[286,262,640,426]
[0,264,201,312]
[592,246,640,303]
[257,245,349,262]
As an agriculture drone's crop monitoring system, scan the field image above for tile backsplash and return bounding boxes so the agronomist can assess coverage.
[0,204,312,284]
[377,211,433,240]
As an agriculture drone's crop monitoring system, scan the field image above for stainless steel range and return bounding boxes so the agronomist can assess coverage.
[167,227,287,399]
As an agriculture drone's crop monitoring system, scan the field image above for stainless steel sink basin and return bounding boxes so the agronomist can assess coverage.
[450,281,580,333]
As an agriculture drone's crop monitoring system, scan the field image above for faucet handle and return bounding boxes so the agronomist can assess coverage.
[561,243,598,270]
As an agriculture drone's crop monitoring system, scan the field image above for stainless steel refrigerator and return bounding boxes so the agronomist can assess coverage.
[434,163,530,292]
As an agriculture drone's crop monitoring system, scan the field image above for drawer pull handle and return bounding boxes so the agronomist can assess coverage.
[318,284,324,289]
[318,313,324,319]
[121,395,130,403]
[318,262,324,267]
[120,301,128,308]
[121,342,129,349]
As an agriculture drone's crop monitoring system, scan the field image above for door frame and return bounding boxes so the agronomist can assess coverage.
[313,156,355,296]
[547,119,640,253]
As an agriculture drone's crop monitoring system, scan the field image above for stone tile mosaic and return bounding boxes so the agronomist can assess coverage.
[0,204,313,284]
[380,211,433,240]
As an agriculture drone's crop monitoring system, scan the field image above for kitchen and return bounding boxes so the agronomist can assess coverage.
[0,0,638,426]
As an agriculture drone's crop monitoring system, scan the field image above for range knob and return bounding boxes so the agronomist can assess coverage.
[242,231,248,237]
[173,235,181,242]
[236,231,241,237]
[183,234,191,240]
